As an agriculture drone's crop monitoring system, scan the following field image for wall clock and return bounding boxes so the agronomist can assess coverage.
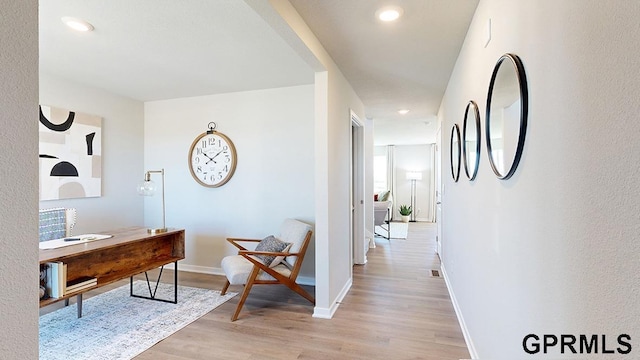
[188,122,237,187]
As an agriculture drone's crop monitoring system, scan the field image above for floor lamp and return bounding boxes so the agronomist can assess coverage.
[406,171,422,222]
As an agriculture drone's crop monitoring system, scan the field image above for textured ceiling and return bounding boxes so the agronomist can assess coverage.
[288,0,478,145]
[39,0,478,145]
[39,0,314,102]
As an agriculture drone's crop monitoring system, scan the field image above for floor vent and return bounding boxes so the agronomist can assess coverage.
[430,269,441,278]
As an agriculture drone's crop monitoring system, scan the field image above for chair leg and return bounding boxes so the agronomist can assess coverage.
[221,280,230,295]
[287,282,315,305]
[375,223,390,240]
[231,266,260,321]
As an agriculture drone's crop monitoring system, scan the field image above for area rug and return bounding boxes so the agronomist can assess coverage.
[40,281,236,360]
[375,221,408,239]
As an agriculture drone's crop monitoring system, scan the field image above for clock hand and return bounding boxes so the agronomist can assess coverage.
[201,151,216,164]
[211,150,224,159]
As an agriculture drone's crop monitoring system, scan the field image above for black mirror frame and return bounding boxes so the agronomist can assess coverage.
[450,124,461,182]
[462,100,481,181]
[485,53,529,180]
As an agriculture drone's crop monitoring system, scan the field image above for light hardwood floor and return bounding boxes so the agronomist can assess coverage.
[41,222,469,360]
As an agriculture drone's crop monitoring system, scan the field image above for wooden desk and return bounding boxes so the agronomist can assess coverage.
[39,227,185,317]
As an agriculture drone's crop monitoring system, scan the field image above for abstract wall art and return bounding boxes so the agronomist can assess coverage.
[39,105,102,201]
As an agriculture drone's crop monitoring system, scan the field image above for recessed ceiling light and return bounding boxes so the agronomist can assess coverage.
[398,109,410,115]
[376,6,404,22]
[61,17,94,32]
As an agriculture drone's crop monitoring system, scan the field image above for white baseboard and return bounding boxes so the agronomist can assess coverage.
[313,277,352,319]
[172,263,315,286]
[440,264,478,359]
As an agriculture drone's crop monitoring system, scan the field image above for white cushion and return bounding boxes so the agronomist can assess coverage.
[278,219,312,268]
[221,255,292,285]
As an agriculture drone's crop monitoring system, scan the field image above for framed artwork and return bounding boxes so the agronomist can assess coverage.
[39,105,102,201]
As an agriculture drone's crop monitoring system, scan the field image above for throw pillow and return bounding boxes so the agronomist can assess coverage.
[255,235,292,268]
[378,190,390,202]
[39,208,67,241]
[374,194,379,201]
[270,242,292,268]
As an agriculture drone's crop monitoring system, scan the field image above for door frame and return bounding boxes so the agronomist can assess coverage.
[435,123,443,256]
[350,110,366,265]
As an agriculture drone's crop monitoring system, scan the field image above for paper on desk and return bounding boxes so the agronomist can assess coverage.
[39,234,113,250]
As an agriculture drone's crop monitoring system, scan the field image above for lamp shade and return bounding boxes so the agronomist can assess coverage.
[137,179,157,196]
[406,171,422,180]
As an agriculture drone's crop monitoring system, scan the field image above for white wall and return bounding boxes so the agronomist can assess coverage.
[39,74,145,233]
[266,0,367,318]
[324,69,367,300]
[0,0,39,358]
[439,0,640,358]
[143,85,315,279]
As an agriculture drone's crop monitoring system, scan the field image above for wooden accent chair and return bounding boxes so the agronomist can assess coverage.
[220,218,314,321]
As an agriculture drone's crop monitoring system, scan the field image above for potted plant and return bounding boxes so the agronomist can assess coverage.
[398,205,412,223]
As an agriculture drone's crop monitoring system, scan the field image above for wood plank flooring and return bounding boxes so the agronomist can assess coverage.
[40,222,469,360]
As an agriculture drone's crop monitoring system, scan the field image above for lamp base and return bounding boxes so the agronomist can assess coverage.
[147,227,168,234]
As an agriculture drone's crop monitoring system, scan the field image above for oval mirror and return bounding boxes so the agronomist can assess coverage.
[450,124,461,182]
[486,53,528,180]
[462,100,481,180]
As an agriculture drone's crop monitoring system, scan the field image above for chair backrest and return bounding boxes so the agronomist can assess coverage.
[39,208,76,241]
[279,218,312,268]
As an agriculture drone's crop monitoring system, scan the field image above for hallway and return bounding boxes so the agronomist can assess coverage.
[339,221,469,359]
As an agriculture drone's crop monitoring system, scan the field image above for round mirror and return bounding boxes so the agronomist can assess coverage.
[450,124,461,182]
[486,53,528,180]
[462,100,481,180]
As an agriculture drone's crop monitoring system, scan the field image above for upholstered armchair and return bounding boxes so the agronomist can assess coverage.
[374,190,392,239]
[374,202,390,239]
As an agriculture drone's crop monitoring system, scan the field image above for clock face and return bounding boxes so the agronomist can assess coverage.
[188,132,237,187]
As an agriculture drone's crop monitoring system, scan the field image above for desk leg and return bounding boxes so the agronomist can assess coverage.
[77,294,83,318]
[173,261,178,303]
[129,261,178,304]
